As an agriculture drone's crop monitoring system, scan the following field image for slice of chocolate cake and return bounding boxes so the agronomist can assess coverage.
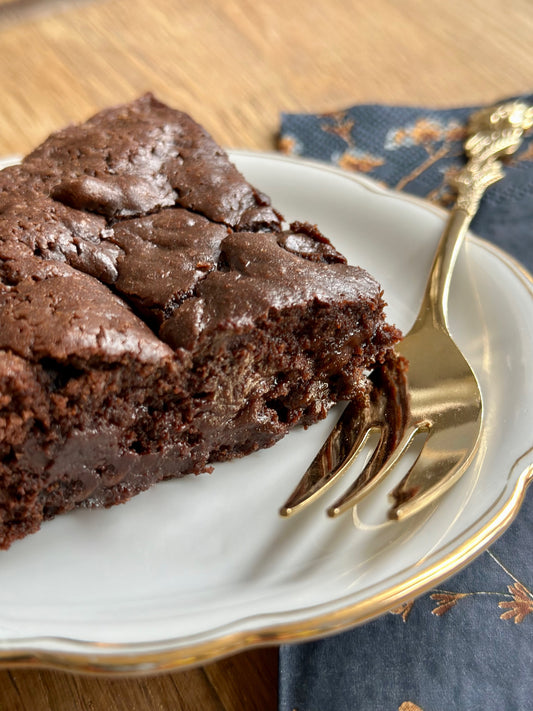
[0,94,401,549]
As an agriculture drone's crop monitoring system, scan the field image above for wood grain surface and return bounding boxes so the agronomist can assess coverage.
[0,647,279,710]
[0,0,532,709]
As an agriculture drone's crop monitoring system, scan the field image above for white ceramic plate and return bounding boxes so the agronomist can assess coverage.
[0,152,531,673]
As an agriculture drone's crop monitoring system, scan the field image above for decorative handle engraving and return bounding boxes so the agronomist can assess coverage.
[452,102,533,215]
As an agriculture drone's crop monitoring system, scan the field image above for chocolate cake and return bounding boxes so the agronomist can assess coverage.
[0,94,401,549]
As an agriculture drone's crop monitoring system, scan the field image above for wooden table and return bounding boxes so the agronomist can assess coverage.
[0,0,531,708]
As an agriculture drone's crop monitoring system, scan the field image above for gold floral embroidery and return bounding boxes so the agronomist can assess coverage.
[388,551,531,622]
[391,127,409,146]
[499,582,533,624]
[277,135,298,155]
[381,117,466,195]
[384,118,464,150]
[445,123,467,142]
[390,600,415,622]
[281,105,530,218]
[430,592,468,617]
[319,112,356,146]
[337,150,384,173]
[398,702,424,711]
[394,144,452,192]
[409,118,443,145]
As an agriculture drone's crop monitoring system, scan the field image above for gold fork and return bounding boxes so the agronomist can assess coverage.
[280,100,533,521]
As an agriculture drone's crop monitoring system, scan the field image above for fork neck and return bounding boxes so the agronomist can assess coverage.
[414,207,472,332]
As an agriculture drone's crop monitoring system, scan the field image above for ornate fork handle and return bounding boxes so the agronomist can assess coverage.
[454,102,533,216]
[427,101,533,331]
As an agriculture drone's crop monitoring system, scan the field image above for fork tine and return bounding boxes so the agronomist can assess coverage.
[327,424,419,517]
[279,355,409,518]
[279,399,373,517]
[389,424,481,520]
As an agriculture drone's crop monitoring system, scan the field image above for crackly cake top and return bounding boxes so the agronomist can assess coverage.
[21,93,282,230]
[0,94,386,366]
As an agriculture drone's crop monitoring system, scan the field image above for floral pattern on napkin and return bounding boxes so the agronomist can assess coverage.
[279,96,533,273]
[390,551,533,624]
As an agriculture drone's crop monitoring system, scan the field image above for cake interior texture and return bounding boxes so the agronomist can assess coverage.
[0,94,401,549]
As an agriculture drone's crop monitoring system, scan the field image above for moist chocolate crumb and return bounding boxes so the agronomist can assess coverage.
[0,94,402,549]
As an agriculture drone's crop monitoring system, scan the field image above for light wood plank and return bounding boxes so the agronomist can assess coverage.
[2,662,225,710]
[0,0,532,155]
[205,647,279,711]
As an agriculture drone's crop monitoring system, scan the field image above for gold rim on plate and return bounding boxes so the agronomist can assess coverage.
[0,152,531,674]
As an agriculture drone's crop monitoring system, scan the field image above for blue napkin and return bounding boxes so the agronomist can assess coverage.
[277,97,533,711]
